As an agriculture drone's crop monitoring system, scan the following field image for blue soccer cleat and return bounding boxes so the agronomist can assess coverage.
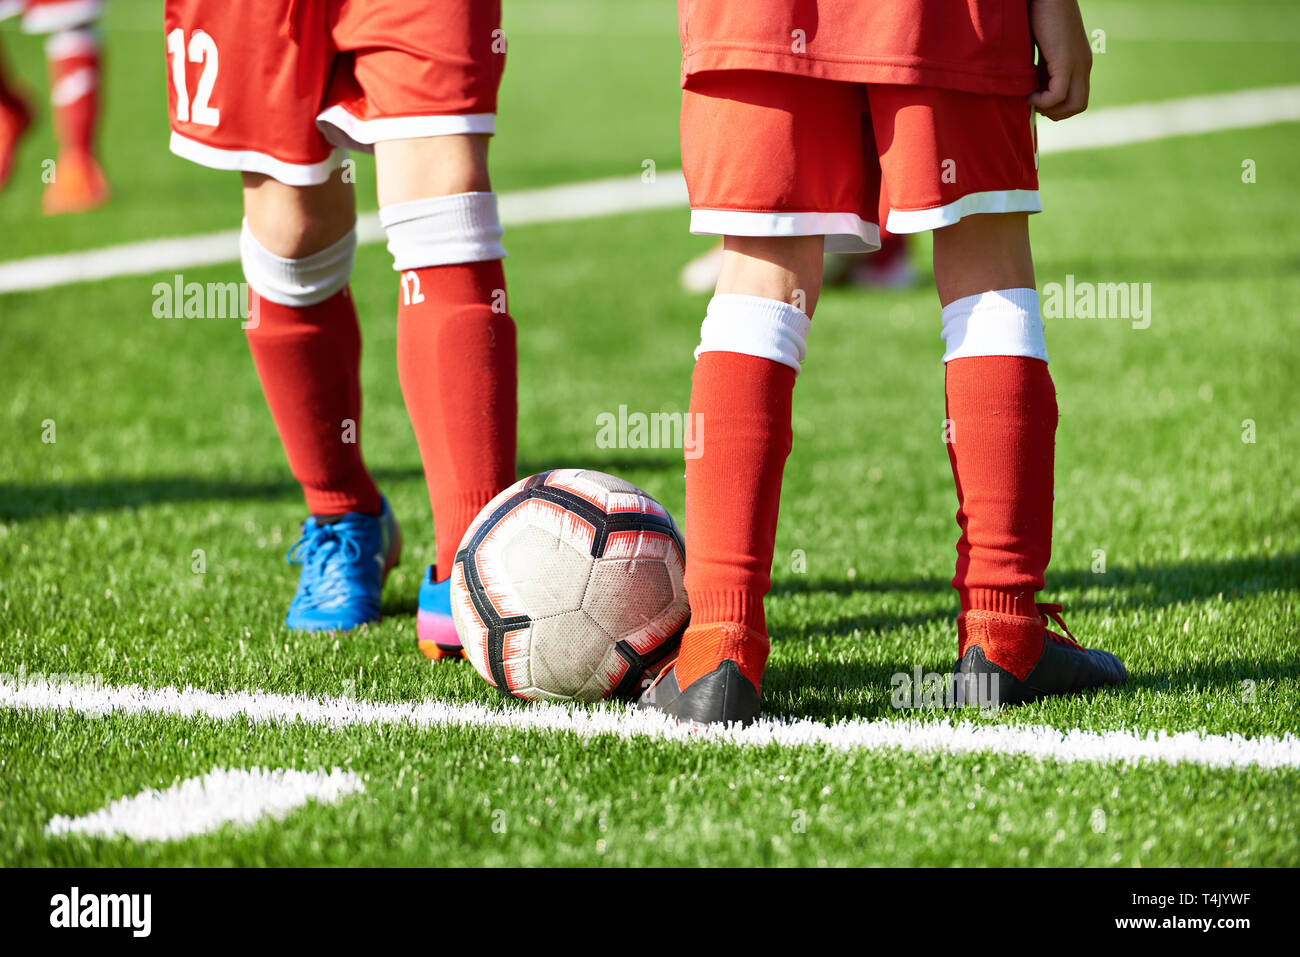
[417,565,464,660]
[284,498,401,631]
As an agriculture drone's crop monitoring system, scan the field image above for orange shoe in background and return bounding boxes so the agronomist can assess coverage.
[42,149,109,214]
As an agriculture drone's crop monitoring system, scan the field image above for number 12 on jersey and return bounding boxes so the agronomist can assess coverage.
[167,28,221,127]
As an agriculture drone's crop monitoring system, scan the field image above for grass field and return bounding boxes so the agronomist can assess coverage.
[1,0,1298,867]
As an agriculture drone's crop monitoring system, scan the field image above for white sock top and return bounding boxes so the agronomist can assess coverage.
[379,192,505,270]
[239,221,355,307]
[940,288,1048,363]
[696,294,812,374]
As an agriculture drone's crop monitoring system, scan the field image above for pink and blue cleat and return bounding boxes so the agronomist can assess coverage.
[417,565,464,660]
[284,498,401,631]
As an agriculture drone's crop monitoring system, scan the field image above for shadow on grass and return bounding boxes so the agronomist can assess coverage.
[393,553,1297,718]
[0,454,682,522]
[764,653,1300,724]
[771,552,1300,619]
[765,553,1300,720]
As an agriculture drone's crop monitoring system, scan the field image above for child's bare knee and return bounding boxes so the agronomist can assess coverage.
[375,135,491,207]
[241,172,355,259]
[932,213,1034,305]
[716,235,825,315]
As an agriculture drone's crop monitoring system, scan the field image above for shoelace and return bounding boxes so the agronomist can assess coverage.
[286,523,366,606]
[1037,602,1083,650]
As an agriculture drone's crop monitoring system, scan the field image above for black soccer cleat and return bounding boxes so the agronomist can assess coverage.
[638,659,762,727]
[954,602,1127,709]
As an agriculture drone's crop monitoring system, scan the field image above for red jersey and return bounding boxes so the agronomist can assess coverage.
[678,0,1037,96]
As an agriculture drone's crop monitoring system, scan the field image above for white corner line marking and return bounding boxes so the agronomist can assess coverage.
[45,766,365,842]
[4,679,1298,771]
[1,85,1298,296]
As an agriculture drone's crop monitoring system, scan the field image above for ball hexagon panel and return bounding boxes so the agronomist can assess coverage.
[584,554,673,637]
[526,609,613,699]
[499,520,594,620]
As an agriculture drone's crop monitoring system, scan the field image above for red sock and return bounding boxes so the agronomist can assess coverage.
[0,44,22,108]
[684,351,795,637]
[0,46,32,189]
[246,287,381,516]
[47,31,100,158]
[397,259,517,576]
[944,356,1057,617]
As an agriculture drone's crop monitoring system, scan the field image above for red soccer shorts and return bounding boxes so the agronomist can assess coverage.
[164,0,505,186]
[681,70,1040,252]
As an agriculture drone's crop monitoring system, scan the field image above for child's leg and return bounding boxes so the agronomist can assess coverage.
[45,27,100,159]
[375,133,516,581]
[932,212,1049,619]
[0,38,34,191]
[643,234,821,723]
[933,212,1125,702]
[241,168,381,517]
[41,25,108,213]
[241,168,406,631]
[692,233,824,637]
[374,134,517,659]
[643,66,872,723]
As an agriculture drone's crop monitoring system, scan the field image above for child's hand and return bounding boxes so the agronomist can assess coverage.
[1028,0,1092,120]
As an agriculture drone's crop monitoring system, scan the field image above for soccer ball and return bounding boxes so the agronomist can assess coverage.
[449,469,689,703]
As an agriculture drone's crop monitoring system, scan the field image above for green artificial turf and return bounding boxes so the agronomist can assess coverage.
[0,0,1297,866]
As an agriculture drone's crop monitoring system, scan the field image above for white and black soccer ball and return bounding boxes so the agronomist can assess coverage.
[450,469,689,703]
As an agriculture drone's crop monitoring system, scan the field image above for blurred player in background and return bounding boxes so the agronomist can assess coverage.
[164,0,517,655]
[680,230,917,295]
[642,0,1127,725]
[0,0,108,212]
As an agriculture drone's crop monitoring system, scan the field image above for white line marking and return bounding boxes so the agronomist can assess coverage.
[1,85,1297,296]
[1034,85,1300,153]
[0,172,690,296]
[45,766,364,842]
[4,679,1298,771]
